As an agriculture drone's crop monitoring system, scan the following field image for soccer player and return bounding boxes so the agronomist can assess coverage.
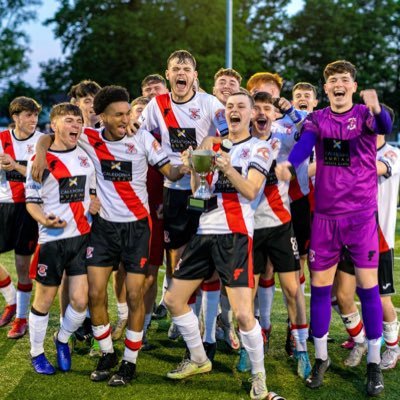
[292,82,319,113]
[334,106,400,370]
[275,60,392,396]
[69,80,102,128]
[164,92,278,400]
[0,97,43,339]
[212,67,242,105]
[250,92,311,379]
[140,50,228,330]
[141,74,169,99]
[26,103,97,374]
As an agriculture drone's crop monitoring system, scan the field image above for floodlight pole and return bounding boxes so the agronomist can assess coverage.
[226,0,232,68]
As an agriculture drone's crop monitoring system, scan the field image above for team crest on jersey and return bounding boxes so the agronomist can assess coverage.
[37,264,48,277]
[125,143,137,154]
[240,147,251,159]
[309,249,315,263]
[347,117,357,131]
[164,230,170,243]
[189,108,201,120]
[86,246,94,259]
[26,144,34,154]
[78,155,90,167]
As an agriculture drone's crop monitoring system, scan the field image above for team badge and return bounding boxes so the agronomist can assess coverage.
[347,117,357,131]
[86,246,94,259]
[125,143,137,154]
[240,147,250,159]
[37,264,48,277]
[78,155,90,167]
[189,108,201,120]
[26,144,34,154]
[164,230,170,243]
[309,249,315,263]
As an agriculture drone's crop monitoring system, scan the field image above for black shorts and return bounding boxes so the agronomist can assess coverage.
[290,196,311,256]
[163,188,200,250]
[337,249,395,296]
[253,222,300,275]
[173,233,254,288]
[0,202,38,255]
[30,234,88,286]
[86,215,150,274]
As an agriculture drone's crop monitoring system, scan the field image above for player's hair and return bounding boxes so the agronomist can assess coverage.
[323,60,357,81]
[214,68,242,85]
[167,50,196,69]
[292,82,317,98]
[68,80,101,100]
[131,96,150,108]
[9,97,42,116]
[50,103,83,121]
[93,85,130,115]
[380,103,395,124]
[253,91,274,105]
[227,91,255,108]
[246,72,283,92]
[141,74,166,88]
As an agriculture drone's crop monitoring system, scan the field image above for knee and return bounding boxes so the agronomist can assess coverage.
[126,288,144,310]
[234,310,254,330]
[70,293,88,312]
[88,285,106,305]
[282,283,299,302]
[336,289,354,313]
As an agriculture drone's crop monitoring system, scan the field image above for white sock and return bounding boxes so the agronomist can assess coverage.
[160,274,171,305]
[143,313,152,334]
[383,319,399,349]
[117,302,128,320]
[58,305,87,343]
[29,311,49,357]
[367,338,382,364]
[341,310,366,344]
[172,310,207,364]
[240,320,265,374]
[313,333,328,360]
[16,289,31,319]
[220,294,233,326]
[201,283,220,343]
[92,323,114,353]
[124,329,143,364]
[0,279,16,305]
[292,325,308,352]
[258,279,275,330]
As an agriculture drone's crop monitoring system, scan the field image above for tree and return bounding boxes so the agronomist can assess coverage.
[274,0,400,116]
[40,0,290,97]
[0,0,42,85]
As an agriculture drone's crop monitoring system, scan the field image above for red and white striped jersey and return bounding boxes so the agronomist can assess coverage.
[0,129,44,203]
[272,116,310,201]
[377,143,400,251]
[25,146,95,243]
[140,92,228,190]
[79,127,169,223]
[198,136,274,237]
[254,137,291,229]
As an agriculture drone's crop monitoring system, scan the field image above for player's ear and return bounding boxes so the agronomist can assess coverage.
[165,69,170,82]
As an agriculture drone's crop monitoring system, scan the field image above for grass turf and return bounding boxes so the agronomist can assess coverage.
[1,213,400,399]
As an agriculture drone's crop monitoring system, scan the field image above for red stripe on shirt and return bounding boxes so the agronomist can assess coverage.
[378,225,390,253]
[46,153,91,235]
[0,130,24,202]
[155,94,180,129]
[288,177,303,202]
[221,193,248,235]
[264,184,291,224]
[85,128,149,220]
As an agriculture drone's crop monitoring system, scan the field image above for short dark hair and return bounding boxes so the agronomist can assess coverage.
[141,74,166,88]
[214,68,242,85]
[324,60,357,81]
[292,82,317,98]
[50,103,83,121]
[131,96,150,108]
[93,85,129,115]
[167,50,196,69]
[9,97,42,117]
[68,80,101,99]
[227,92,255,108]
[253,91,273,105]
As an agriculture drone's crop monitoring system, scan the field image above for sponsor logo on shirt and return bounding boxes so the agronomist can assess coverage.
[58,175,86,203]
[101,160,132,181]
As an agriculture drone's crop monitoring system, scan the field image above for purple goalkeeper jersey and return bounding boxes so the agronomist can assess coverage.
[289,104,392,217]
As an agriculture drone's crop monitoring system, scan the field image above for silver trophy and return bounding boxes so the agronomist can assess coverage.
[187,149,218,212]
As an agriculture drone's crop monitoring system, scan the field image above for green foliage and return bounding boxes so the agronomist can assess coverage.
[0,0,41,83]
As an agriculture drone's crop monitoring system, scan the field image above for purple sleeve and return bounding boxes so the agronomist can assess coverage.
[288,130,317,168]
[372,105,392,135]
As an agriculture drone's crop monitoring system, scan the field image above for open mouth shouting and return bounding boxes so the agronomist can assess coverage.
[176,78,187,91]
[229,114,241,129]
[297,102,308,111]
[333,89,346,99]
[256,117,268,131]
